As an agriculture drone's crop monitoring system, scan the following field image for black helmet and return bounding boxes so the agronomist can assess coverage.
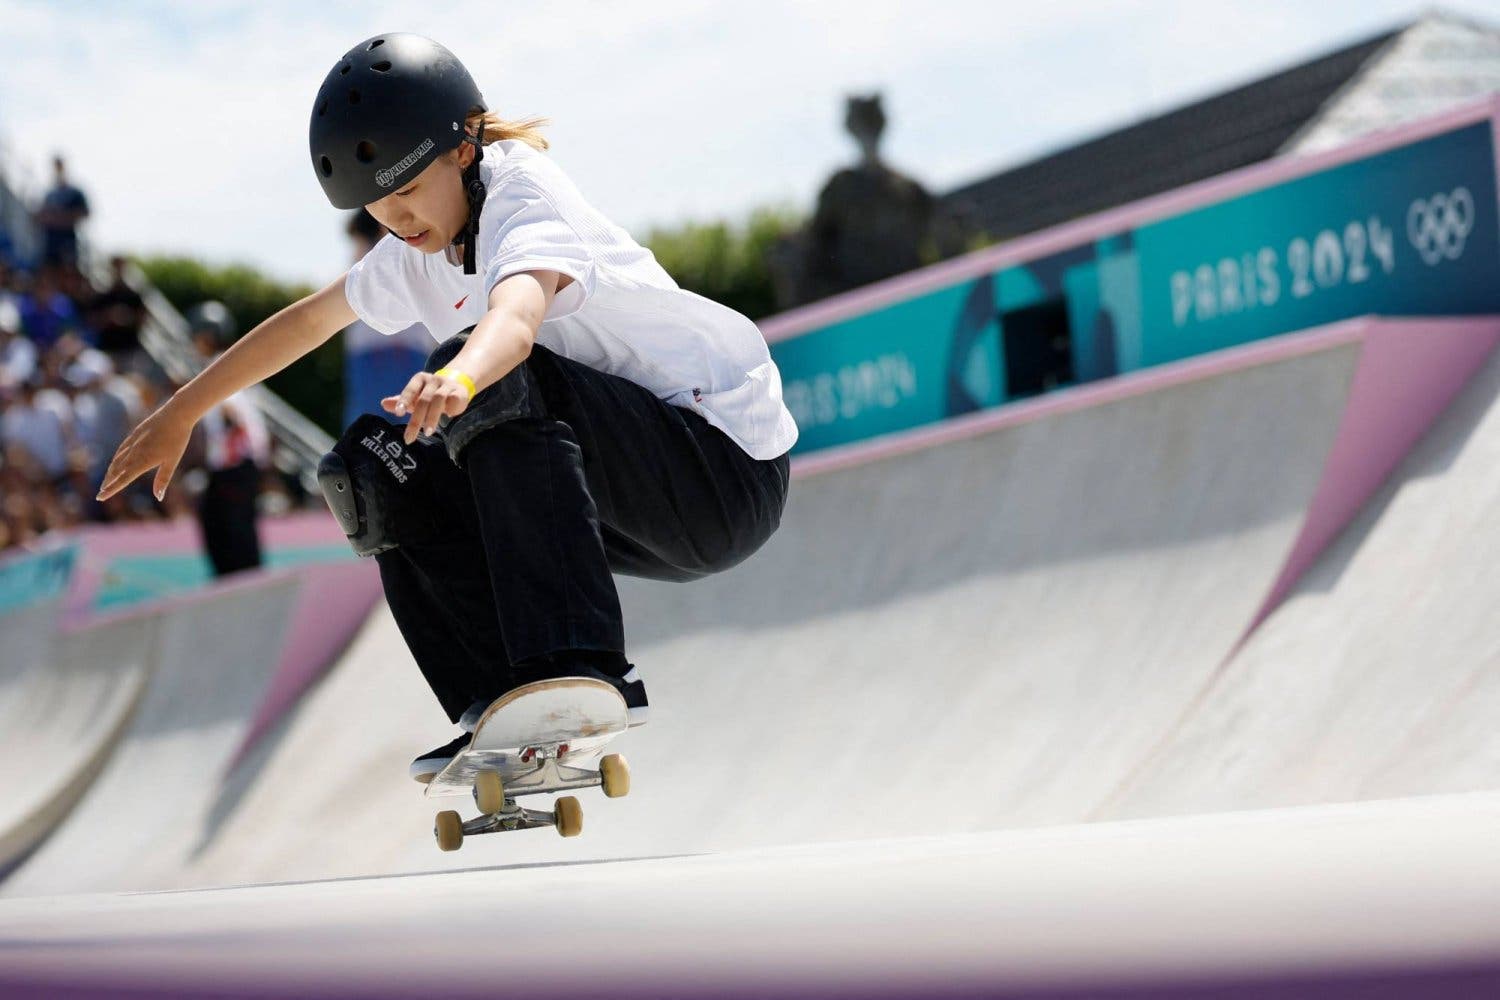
[309,34,489,273]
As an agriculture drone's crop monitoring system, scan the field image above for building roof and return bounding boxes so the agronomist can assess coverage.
[941,27,1402,243]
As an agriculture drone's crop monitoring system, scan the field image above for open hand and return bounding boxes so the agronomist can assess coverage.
[382,370,474,444]
[96,403,194,503]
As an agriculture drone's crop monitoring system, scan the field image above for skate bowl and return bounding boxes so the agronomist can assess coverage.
[0,543,116,874]
[0,572,303,894]
[0,612,152,878]
[1104,316,1500,818]
[0,547,381,893]
[2,316,1500,996]
[0,544,74,683]
[40,313,1479,891]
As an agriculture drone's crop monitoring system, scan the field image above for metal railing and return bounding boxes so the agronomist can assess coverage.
[3,146,334,493]
[121,269,335,495]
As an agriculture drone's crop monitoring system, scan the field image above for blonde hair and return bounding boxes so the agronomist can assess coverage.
[467,109,550,152]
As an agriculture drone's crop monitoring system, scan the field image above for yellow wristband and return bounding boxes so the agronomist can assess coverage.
[434,367,477,400]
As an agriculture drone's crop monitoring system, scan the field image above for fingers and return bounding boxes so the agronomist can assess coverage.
[95,443,135,501]
[401,379,430,444]
[387,373,423,441]
[95,427,174,503]
[97,450,154,502]
[442,392,468,418]
[391,371,472,444]
[96,460,144,502]
[411,381,442,443]
[383,372,422,416]
[152,455,180,502]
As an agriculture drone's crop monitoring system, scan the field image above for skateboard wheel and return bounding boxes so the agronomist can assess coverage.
[434,810,464,852]
[554,796,583,838]
[600,753,630,798]
[474,770,505,814]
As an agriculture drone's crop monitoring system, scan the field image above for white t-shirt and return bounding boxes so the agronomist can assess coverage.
[343,139,798,460]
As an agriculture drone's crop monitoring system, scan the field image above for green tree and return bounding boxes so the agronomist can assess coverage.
[136,257,345,436]
[644,203,803,320]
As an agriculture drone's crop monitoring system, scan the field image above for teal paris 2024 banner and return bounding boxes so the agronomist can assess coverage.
[771,119,1500,455]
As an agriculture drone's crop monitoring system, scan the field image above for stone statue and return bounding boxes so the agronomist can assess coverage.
[771,94,973,310]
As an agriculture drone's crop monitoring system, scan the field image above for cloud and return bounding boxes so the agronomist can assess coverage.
[0,0,1492,285]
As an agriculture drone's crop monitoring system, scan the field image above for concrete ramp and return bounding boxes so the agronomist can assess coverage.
[1,574,302,896]
[0,534,379,884]
[12,317,1494,895]
[173,326,1381,887]
[1106,332,1500,817]
[5,793,1500,998]
[0,614,152,874]
[171,602,444,885]
[0,545,127,874]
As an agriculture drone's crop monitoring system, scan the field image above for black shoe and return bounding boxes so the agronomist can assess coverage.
[415,670,646,783]
[614,664,649,728]
[529,660,648,729]
[409,731,471,784]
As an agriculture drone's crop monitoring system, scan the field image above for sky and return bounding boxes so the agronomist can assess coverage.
[0,1,1496,288]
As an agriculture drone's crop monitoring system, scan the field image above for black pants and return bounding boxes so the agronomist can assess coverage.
[197,459,263,577]
[338,336,790,723]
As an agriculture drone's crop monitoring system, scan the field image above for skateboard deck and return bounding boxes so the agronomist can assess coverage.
[425,677,632,851]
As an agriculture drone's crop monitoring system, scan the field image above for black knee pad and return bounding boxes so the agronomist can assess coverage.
[318,413,454,556]
[422,331,468,376]
[424,329,542,467]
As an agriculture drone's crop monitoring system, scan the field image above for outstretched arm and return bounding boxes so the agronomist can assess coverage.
[96,271,356,501]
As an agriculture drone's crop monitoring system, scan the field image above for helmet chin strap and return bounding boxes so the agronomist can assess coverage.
[380,122,486,275]
[450,120,487,275]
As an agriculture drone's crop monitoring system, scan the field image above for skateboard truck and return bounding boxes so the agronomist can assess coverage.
[498,749,615,796]
[426,678,633,853]
[456,797,570,837]
[433,753,631,852]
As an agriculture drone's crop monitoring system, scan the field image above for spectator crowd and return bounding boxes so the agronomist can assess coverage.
[0,238,169,552]
[0,154,299,557]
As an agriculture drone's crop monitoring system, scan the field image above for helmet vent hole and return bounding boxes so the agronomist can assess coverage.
[371,60,392,72]
[319,156,333,177]
[339,63,351,75]
[368,38,385,50]
[355,141,377,164]
[317,100,328,117]
[348,89,361,105]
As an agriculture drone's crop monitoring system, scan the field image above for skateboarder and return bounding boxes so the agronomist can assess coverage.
[95,32,797,784]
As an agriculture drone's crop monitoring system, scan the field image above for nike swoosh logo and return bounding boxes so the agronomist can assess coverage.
[454,295,469,309]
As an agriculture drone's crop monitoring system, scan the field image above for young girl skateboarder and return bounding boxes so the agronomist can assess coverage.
[95,32,797,783]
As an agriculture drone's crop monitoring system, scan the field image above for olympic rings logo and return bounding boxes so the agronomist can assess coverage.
[1407,188,1474,266]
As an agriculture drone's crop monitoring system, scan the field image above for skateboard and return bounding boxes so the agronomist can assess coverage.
[424,677,632,852]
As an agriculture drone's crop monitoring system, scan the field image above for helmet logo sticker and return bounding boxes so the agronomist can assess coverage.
[375,137,436,189]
